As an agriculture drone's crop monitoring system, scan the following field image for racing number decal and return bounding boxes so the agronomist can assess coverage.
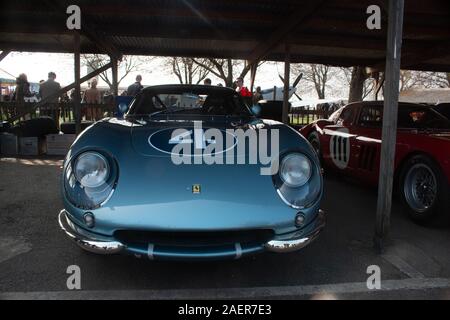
[329,128,350,169]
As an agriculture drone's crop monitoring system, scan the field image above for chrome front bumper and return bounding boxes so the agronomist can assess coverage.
[58,209,326,258]
[58,210,125,254]
[264,209,326,253]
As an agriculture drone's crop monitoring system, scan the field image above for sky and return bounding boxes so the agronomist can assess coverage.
[0,52,348,103]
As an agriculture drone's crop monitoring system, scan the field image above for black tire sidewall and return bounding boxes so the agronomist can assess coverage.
[399,154,448,224]
[308,131,321,158]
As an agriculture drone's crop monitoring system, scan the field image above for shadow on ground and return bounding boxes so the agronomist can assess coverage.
[0,156,449,294]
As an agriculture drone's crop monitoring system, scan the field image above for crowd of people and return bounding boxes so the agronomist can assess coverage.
[201,76,263,105]
[10,71,264,104]
[6,71,269,125]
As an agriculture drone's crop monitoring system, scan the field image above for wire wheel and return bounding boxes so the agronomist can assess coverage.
[403,163,438,213]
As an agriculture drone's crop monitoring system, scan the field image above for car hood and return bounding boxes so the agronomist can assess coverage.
[129,117,286,158]
[65,117,322,234]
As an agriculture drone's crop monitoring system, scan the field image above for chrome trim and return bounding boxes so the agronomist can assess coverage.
[63,150,118,210]
[148,243,155,260]
[276,188,303,209]
[264,209,326,253]
[58,210,125,255]
[234,243,242,260]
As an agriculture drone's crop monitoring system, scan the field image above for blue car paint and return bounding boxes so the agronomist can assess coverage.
[60,87,324,260]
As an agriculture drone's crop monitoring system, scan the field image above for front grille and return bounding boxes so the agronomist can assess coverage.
[114,229,274,248]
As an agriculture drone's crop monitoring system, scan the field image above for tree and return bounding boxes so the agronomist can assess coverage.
[397,70,450,92]
[346,67,373,102]
[292,64,340,99]
[81,54,153,91]
[166,57,210,84]
[191,58,264,87]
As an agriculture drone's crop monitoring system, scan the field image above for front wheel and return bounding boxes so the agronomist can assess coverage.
[307,131,321,159]
[399,154,449,225]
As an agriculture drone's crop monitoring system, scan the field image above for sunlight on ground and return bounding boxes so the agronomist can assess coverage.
[0,157,63,166]
[310,292,338,300]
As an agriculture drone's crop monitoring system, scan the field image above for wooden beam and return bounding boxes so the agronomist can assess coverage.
[282,44,290,124]
[43,0,122,61]
[74,32,82,135]
[249,61,258,94]
[374,0,405,254]
[0,50,11,62]
[372,43,450,71]
[7,61,113,123]
[111,56,119,97]
[246,0,327,65]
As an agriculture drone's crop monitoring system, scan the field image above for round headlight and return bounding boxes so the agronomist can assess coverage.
[74,152,110,188]
[280,153,312,187]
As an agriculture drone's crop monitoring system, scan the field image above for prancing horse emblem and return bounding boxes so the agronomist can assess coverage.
[192,184,201,194]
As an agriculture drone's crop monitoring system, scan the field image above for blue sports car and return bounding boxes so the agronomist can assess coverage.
[59,85,325,260]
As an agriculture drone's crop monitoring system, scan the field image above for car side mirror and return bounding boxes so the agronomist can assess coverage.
[116,96,134,119]
[251,105,261,117]
[118,103,129,114]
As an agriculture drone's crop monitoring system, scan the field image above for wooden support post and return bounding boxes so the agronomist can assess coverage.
[111,56,119,97]
[249,61,258,95]
[374,0,404,253]
[282,44,291,124]
[73,32,82,135]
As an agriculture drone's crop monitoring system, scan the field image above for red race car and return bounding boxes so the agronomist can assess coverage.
[300,101,450,224]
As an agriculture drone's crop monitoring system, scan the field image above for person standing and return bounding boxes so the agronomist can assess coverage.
[235,77,252,106]
[203,78,212,85]
[39,72,61,102]
[39,72,61,126]
[84,79,101,104]
[253,86,263,105]
[83,79,102,120]
[235,77,252,98]
[127,75,143,97]
[14,73,33,103]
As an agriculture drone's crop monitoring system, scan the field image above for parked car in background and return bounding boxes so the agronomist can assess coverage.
[300,101,450,224]
[59,85,325,260]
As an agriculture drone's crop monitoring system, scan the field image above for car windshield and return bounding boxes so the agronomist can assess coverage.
[357,104,450,129]
[398,106,450,129]
[128,87,251,118]
[329,107,344,122]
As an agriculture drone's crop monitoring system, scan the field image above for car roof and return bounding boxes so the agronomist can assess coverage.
[142,84,236,95]
[346,101,426,108]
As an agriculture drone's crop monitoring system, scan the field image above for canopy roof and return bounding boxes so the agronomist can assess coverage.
[1,0,450,71]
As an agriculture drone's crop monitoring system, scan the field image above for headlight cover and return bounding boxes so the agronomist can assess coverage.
[280,153,312,187]
[64,151,117,210]
[273,152,321,209]
[74,152,109,188]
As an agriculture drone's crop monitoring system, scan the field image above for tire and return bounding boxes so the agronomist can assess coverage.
[307,131,322,160]
[398,154,449,225]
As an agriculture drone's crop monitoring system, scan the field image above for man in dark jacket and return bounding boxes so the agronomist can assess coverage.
[39,72,62,126]
[39,72,61,102]
[127,75,143,97]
